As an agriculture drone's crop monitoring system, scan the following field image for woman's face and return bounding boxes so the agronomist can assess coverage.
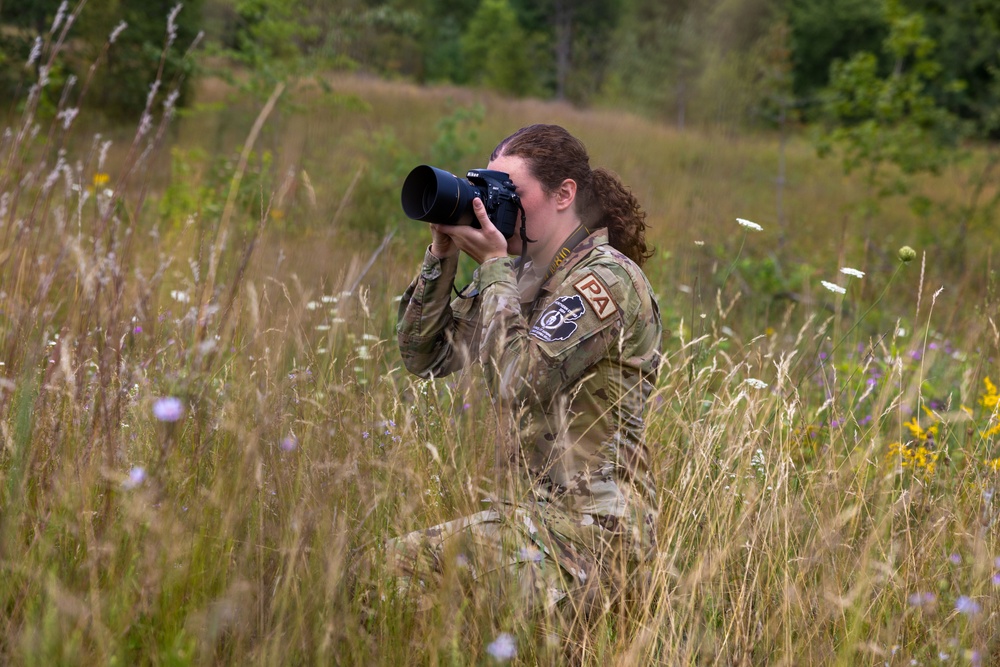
[486,153,554,256]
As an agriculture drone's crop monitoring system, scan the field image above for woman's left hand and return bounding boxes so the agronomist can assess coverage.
[435,198,509,264]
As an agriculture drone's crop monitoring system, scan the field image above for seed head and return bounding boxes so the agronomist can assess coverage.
[898,246,917,263]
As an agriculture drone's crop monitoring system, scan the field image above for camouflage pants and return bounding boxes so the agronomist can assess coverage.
[384,501,638,616]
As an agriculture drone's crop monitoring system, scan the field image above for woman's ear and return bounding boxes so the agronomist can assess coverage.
[554,178,577,211]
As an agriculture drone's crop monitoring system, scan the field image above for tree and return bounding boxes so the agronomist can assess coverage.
[461,0,541,97]
[789,0,888,110]
[817,0,964,256]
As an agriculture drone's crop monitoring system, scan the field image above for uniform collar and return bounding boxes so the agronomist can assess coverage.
[537,228,609,295]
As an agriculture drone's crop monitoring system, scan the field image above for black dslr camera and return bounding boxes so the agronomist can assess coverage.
[400,165,522,239]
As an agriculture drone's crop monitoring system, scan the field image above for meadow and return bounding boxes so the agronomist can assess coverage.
[2,42,1000,666]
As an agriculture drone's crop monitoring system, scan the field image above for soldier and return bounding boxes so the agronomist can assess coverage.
[392,124,662,622]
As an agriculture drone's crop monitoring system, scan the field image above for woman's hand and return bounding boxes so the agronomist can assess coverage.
[432,199,509,264]
[429,225,458,259]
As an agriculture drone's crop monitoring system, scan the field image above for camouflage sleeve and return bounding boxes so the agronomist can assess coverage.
[396,247,479,378]
[476,255,638,405]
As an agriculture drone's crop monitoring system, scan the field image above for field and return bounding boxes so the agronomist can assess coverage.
[2,63,1000,665]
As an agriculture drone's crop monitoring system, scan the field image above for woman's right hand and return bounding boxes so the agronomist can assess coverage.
[429,224,458,259]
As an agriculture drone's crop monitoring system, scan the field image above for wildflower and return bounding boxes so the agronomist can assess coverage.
[123,466,146,489]
[955,595,981,616]
[280,436,297,452]
[949,553,961,565]
[907,591,936,607]
[980,378,998,409]
[736,218,763,231]
[745,378,769,390]
[898,246,917,263]
[992,572,1000,586]
[152,397,184,422]
[840,267,865,278]
[486,633,517,661]
[821,281,846,295]
[170,290,190,303]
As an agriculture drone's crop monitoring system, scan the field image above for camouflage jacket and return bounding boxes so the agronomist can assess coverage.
[397,228,662,559]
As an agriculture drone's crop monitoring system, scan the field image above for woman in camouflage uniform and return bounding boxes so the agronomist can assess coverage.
[392,124,662,618]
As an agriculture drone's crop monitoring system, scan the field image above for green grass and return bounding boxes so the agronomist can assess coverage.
[1,51,1000,665]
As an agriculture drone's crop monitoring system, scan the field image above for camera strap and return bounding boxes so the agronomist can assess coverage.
[515,203,532,280]
[541,224,591,284]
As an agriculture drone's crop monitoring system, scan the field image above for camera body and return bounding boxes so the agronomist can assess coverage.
[401,165,521,239]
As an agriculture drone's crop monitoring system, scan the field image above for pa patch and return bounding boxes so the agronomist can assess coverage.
[530,295,586,342]
[573,273,618,320]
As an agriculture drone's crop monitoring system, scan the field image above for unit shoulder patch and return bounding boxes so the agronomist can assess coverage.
[573,273,618,320]
[530,295,586,342]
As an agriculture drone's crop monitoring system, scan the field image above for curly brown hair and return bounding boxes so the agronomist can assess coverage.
[491,124,652,267]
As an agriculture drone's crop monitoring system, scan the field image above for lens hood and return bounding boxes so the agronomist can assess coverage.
[400,165,476,225]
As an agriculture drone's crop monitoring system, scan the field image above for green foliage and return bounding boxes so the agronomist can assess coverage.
[817,0,964,216]
[91,0,204,119]
[789,0,889,104]
[346,103,486,241]
[904,0,1000,138]
[461,0,541,97]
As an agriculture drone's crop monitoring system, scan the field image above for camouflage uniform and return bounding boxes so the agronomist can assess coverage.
[393,228,662,609]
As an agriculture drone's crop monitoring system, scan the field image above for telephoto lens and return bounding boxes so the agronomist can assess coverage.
[400,165,476,226]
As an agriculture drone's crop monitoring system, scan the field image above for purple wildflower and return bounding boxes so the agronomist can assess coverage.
[949,553,962,565]
[486,633,517,661]
[907,592,937,607]
[955,596,981,616]
[123,466,146,489]
[280,436,297,452]
[152,397,184,422]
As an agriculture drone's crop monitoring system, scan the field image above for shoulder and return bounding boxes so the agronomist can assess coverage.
[563,245,656,325]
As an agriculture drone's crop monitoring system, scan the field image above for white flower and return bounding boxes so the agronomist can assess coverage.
[170,290,190,303]
[123,466,146,489]
[821,281,846,295]
[736,218,763,232]
[840,267,865,278]
[486,633,517,661]
[153,397,184,422]
[745,378,769,390]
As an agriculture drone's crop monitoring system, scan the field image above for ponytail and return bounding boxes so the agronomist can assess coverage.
[588,168,652,268]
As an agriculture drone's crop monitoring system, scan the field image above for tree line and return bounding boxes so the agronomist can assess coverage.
[2,0,998,137]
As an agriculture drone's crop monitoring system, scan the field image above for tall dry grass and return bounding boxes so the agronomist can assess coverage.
[2,9,1000,666]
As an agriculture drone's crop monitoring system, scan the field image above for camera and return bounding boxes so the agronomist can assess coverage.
[400,165,522,239]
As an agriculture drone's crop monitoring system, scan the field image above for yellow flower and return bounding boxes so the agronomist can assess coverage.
[988,457,1000,473]
[888,441,938,476]
[93,172,110,187]
[981,377,999,409]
